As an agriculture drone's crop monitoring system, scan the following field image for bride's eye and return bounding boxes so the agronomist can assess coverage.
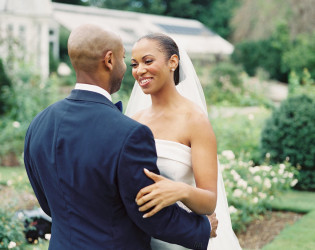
[130,63,138,68]
[145,59,153,64]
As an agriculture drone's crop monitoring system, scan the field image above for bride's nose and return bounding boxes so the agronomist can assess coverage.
[136,63,147,75]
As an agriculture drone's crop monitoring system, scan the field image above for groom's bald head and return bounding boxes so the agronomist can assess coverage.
[67,24,122,73]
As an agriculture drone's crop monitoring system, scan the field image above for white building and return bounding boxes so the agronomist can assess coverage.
[0,0,234,78]
[0,0,59,78]
[53,2,234,58]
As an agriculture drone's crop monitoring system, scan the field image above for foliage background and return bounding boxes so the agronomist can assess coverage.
[0,0,315,247]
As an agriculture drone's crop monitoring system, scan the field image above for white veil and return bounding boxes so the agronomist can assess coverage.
[125,47,241,249]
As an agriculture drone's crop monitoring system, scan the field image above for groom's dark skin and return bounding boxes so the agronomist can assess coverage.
[67,24,218,238]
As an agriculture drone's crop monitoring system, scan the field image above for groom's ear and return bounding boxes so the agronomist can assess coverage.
[169,54,179,70]
[103,51,113,71]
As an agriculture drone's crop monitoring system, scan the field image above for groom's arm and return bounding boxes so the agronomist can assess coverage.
[24,127,51,217]
[117,124,211,250]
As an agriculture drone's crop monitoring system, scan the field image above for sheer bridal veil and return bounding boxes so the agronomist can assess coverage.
[125,47,241,250]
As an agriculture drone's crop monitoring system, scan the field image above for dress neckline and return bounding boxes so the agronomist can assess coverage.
[154,139,191,151]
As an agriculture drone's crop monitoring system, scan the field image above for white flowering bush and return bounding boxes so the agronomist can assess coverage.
[220,150,298,232]
[0,206,25,249]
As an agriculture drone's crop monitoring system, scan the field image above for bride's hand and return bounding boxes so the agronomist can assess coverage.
[136,168,186,218]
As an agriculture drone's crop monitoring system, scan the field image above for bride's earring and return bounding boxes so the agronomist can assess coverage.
[171,68,175,72]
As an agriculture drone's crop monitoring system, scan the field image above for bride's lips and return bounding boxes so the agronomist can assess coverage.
[138,77,153,88]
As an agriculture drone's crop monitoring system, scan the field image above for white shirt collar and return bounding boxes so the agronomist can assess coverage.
[74,83,112,102]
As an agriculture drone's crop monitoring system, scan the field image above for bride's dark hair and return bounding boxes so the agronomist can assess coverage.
[138,33,180,85]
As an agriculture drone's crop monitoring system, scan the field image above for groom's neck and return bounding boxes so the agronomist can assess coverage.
[75,71,111,93]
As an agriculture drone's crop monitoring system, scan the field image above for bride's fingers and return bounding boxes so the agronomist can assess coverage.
[136,189,157,206]
[138,198,159,212]
[143,204,163,218]
[135,184,154,202]
[144,168,165,182]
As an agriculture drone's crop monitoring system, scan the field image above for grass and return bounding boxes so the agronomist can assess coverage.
[270,190,315,213]
[0,166,32,192]
[262,190,315,250]
[210,106,271,161]
[262,210,315,250]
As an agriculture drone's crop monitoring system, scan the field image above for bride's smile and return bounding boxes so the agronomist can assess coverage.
[138,77,153,87]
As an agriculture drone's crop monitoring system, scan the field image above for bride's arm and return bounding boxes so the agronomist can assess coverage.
[182,111,218,214]
[136,112,218,217]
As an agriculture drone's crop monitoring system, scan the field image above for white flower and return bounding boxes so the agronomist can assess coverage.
[229,206,237,214]
[254,175,262,183]
[253,197,259,203]
[272,177,278,183]
[249,167,259,174]
[270,171,276,177]
[231,169,241,181]
[17,212,24,220]
[222,150,235,160]
[45,234,51,240]
[258,192,267,199]
[270,195,274,200]
[237,179,248,188]
[57,62,72,76]
[261,166,271,172]
[7,180,12,186]
[279,164,286,170]
[288,173,294,178]
[278,168,284,175]
[264,178,272,189]
[248,114,254,120]
[233,189,243,197]
[247,186,253,194]
[266,153,271,159]
[8,241,16,249]
[290,179,298,187]
[12,121,20,128]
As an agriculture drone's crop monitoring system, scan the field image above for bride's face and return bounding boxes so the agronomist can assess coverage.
[131,39,174,95]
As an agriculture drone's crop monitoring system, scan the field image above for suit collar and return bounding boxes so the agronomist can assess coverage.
[66,89,117,109]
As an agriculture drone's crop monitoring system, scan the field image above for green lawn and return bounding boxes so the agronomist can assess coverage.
[270,190,315,213]
[262,190,315,250]
[0,166,32,192]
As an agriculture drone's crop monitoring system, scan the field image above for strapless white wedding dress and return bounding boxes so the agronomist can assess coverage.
[151,139,242,250]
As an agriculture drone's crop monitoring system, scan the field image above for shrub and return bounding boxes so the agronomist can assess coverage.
[282,32,315,80]
[288,70,315,97]
[204,62,272,107]
[211,108,271,163]
[0,206,25,249]
[0,64,62,163]
[231,23,290,82]
[261,94,315,190]
[0,58,11,115]
[220,151,297,232]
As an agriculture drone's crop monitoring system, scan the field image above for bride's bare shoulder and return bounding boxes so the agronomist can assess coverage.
[131,108,150,122]
[182,97,207,119]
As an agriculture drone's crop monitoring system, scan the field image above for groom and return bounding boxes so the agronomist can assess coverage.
[24,24,216,250]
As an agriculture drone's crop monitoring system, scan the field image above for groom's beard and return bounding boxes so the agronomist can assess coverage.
[110,77,123,94]
[110,65,125,94]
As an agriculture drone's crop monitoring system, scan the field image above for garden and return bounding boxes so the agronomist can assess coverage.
[1,1,315,249]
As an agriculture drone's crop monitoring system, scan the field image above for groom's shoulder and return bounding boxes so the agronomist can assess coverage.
[112,113,152,138]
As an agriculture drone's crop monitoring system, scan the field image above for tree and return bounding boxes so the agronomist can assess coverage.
[0,58,11,115]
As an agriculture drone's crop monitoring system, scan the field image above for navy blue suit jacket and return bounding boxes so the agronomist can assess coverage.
[24,89,210,250]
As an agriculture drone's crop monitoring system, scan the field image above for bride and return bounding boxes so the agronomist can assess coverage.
[125,33,241,250]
